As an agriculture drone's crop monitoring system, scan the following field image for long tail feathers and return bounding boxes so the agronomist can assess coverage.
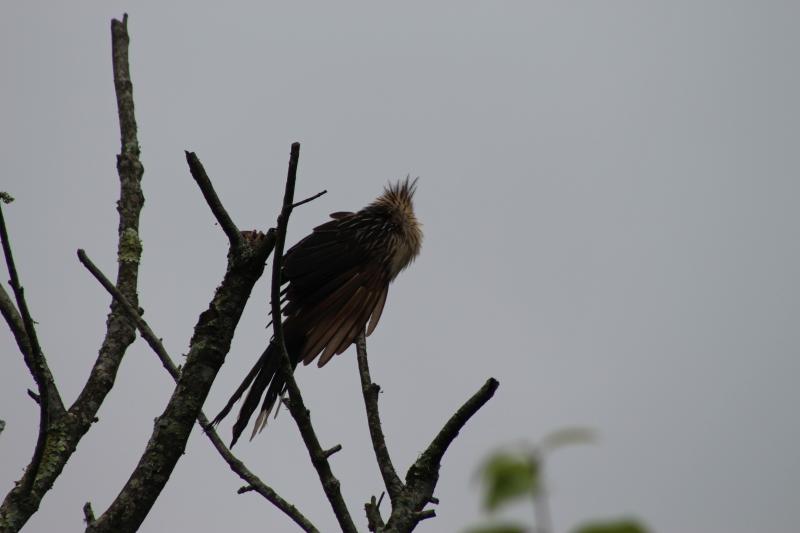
[211,349,267,428]
[215,338,301,447]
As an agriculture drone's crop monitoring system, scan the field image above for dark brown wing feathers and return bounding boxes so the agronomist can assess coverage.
[215,180,421,446]
[214,212,390,445]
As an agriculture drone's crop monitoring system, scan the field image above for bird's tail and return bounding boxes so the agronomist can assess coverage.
[212,336,302,447]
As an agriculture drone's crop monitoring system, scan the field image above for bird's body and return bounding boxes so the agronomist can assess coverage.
[214,178,422,446]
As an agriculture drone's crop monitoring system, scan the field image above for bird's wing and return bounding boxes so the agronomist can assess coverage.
[281,213,391,367]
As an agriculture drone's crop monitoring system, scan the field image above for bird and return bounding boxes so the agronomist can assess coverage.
[213,177,422,446]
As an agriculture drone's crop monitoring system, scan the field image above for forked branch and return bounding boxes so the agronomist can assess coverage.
[85,149,274,532]
[0,14,145,532]
[269,142,358,533]
[78,248,317,533]
[356,333,403,505]
[0,200,64,498]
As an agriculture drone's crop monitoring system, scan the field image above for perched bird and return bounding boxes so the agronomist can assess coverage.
[214,177,422,446]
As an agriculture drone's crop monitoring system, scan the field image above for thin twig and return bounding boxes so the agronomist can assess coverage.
[355,332,404,504]
[382,377,500,532]
[322,444,343,459]
[26,390,40,404]
[418,377,499,469]
[77,248,318,533]
[83,502,96,525]
[365,494,385,532]
[185,151,244,249]
[0,207,46,384]
[0,284,33,373]
[199,412,319,533]
[0,15,146,531]
[270,142,358,533]
[77,250,178,379]
[0,203,63,494]
[291,189,327,209]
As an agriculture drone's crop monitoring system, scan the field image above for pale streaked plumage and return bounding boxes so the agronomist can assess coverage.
[213,177,422,446]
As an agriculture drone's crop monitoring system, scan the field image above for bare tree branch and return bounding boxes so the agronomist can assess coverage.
[355,329,499,532]
[0,15,146,531]
[82,502,95,526]
[270,142,358,533]
[2,12,501,532]
[291,189,328,209]
[382,377,500,532]
[0,284,33,377]
[417,378,500,470]
[69,12,145,426]
[356,332,404,505]
[78,248,317,533]
[201,412,319,533]
[185,151,245,249]
[0,202,65,496]
[0,205,60,410]
[78,250,178,379]
[201,413,319,533]
[365,494,386,532]
[85,155,274,532]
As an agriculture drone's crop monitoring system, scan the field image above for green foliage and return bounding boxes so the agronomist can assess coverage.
[540,427,596,452]
[476,428,595,514]
[572,518,649,533]
[477,450,540,512]
[469,429,649,533]
[0,192,14,204]
[466,523,527,533]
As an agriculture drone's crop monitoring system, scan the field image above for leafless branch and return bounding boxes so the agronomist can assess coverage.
[418,377,499,469]
[85,166,273,532]
[185,151,245,249]
[356,332,404,504]
[70,11,145,426]
[322,444,343,459]
[0,285,32,376]
[78,248,317,532]
[1,11,502,532]
[0,202,64,495]
[291,189,328,209]
[0,205,53,404]
[200,412,319,533]
[0,15,146,531]
[77,249,178,378]
[365,494,386,532]
[382,377,500,532]
[82,502,95,526]
[270,142,358,533]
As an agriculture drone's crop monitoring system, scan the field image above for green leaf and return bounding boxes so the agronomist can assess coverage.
[572,518,649,533]
[477,451,540,512]
[540,427,596,452]
[465,522,527,533]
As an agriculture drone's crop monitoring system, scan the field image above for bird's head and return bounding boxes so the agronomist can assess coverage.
[372,176,423,278]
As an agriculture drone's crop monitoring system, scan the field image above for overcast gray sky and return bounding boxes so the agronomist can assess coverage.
[2,2,798,532]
